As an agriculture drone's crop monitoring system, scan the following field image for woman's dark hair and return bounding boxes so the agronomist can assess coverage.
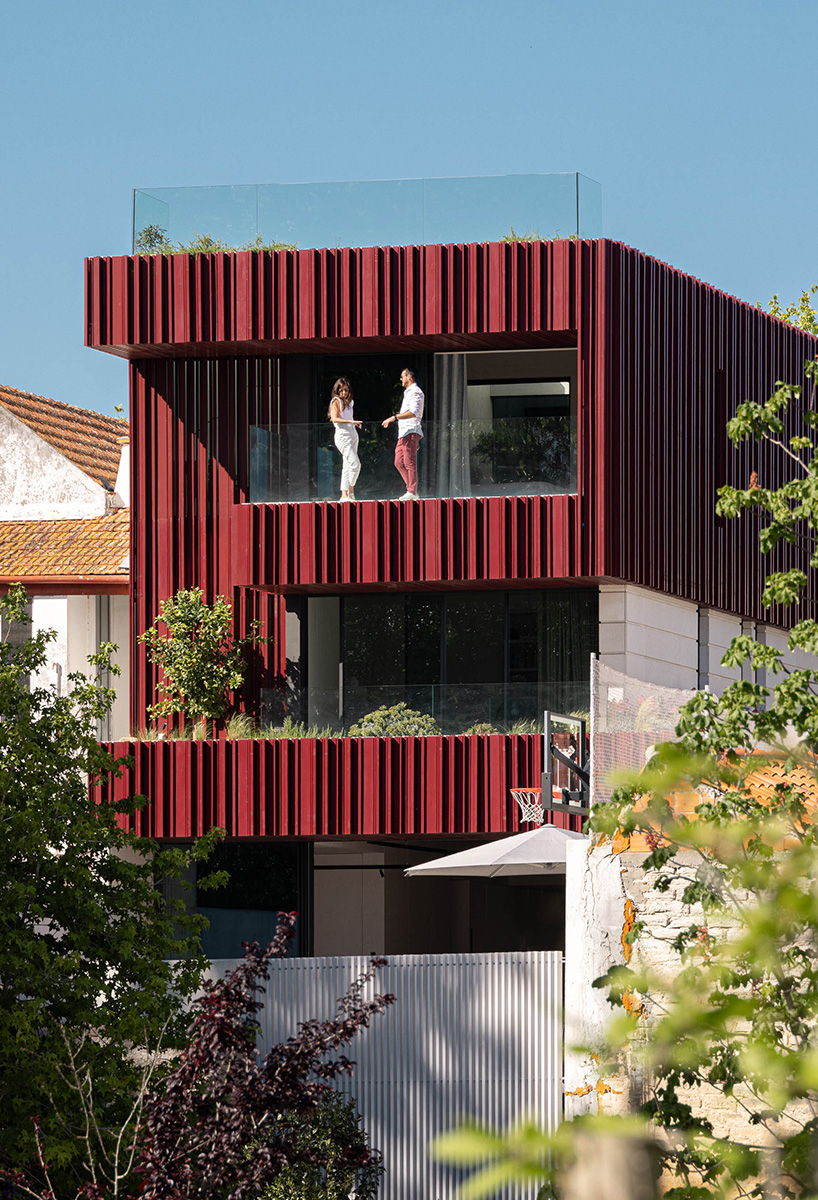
[328,377,353,419]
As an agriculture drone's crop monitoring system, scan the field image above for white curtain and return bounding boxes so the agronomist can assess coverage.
[429,353,471,497]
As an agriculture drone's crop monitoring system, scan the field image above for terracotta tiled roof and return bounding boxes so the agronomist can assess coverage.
[0,385,127,490]
[0,511,129,578]
[611,755,818,854]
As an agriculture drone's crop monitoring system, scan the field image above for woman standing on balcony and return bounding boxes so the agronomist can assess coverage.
[328,377,362,502]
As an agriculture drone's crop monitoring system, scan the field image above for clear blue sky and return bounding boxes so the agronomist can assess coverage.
[2,0,817,417]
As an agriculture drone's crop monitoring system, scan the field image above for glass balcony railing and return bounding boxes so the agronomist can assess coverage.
[259,681,590,737]
[248,417,576,503]
[133,173,602,254]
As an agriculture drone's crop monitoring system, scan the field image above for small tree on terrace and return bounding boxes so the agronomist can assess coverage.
[139,587,262,728]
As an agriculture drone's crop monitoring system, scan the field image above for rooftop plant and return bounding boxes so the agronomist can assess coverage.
[134,224,297,255]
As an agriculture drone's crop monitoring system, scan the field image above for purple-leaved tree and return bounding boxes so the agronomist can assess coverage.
[137,913,395,1200]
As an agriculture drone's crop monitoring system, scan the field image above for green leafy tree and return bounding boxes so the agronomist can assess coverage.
[437,352,818,1199]
[139,587,262,726]
[0,584,221,1197]
[767,285,818,335]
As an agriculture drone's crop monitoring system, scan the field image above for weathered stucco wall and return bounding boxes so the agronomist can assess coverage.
[0,405,107,519]
[564,841,811,1148]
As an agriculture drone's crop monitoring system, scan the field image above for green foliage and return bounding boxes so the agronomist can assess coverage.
[135,222,173,253]
[178,230,235,254]
[587,749,818,1196]
[767,284,818,335]
[266,714,335,739]
[0,584,220,1196]
[139,586,262,724]
[240,232,299,252]
[582,350,818,1198]
[223,713,335,740]
[437,350,818,1198]
[501,227,577,243]
[134,224,297,256]
[464,721,500,735]
[435,1116,651,1200]
[258,1090,383,1200]
[347,701,441,737]
[224,711,260,739]
[507,716,542,734]
[502,226,543,242]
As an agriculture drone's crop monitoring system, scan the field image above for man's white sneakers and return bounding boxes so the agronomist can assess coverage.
[399,492,419,500]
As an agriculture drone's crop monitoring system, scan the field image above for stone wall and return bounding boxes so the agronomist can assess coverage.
[564,840,810,1149]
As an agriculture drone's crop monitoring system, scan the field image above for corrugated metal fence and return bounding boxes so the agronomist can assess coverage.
[209,951,563,1200]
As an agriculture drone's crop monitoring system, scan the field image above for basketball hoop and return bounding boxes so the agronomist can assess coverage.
[511,787,544,826]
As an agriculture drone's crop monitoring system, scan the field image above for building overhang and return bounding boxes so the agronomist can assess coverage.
[85,239,590,358]
[91,329,577,361]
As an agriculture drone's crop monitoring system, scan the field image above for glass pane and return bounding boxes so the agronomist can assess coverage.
[406,595,442,686]
[134,185,258,250]
[247,413,577,503]
[445,594,505,685]
[344,595,405,687]
[423,172,580,244]
[577,174,603,238]
[260,589,596,735]
[257,179,424,250]
[196,842,303,958]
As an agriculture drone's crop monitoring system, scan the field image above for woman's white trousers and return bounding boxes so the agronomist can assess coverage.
[334,425,361,491]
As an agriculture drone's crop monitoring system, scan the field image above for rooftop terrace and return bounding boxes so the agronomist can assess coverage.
[133,172,602,253]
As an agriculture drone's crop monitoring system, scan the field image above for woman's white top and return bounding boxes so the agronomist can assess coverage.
[331,398,354,422]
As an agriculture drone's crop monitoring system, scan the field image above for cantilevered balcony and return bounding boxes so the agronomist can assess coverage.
[99,730,569,840]
[248,413,576,504]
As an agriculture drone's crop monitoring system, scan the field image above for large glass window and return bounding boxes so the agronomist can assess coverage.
[340,588,596,732]
[248,348,578,503]
[195,842,312,958]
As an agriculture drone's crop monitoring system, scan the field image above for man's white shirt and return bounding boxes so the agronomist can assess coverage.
[397,383,424,438]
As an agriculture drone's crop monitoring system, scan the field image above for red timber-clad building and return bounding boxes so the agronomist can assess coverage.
[85,232,817,957]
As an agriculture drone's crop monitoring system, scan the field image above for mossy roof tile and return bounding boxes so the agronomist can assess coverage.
[0,511,130,577]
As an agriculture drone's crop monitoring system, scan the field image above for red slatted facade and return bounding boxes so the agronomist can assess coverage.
[602,248,818,627]
[84,238,818,840]
[99,734,568,840]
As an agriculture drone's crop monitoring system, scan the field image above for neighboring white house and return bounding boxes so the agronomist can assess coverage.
[0,385,130,739]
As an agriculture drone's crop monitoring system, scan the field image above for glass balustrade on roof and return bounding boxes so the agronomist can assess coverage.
[133,173,602,254]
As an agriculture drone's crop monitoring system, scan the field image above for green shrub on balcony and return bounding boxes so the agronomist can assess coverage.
[347,702,440,737]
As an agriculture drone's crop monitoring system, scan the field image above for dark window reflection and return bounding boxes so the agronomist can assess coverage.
[341,589,597,731]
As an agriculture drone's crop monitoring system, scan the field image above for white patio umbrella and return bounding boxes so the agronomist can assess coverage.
[404,825,588,879]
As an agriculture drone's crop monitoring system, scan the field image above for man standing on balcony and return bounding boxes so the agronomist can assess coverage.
[382,367,424,500]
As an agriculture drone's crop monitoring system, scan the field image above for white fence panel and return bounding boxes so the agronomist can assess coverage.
[210,951,563,1200]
